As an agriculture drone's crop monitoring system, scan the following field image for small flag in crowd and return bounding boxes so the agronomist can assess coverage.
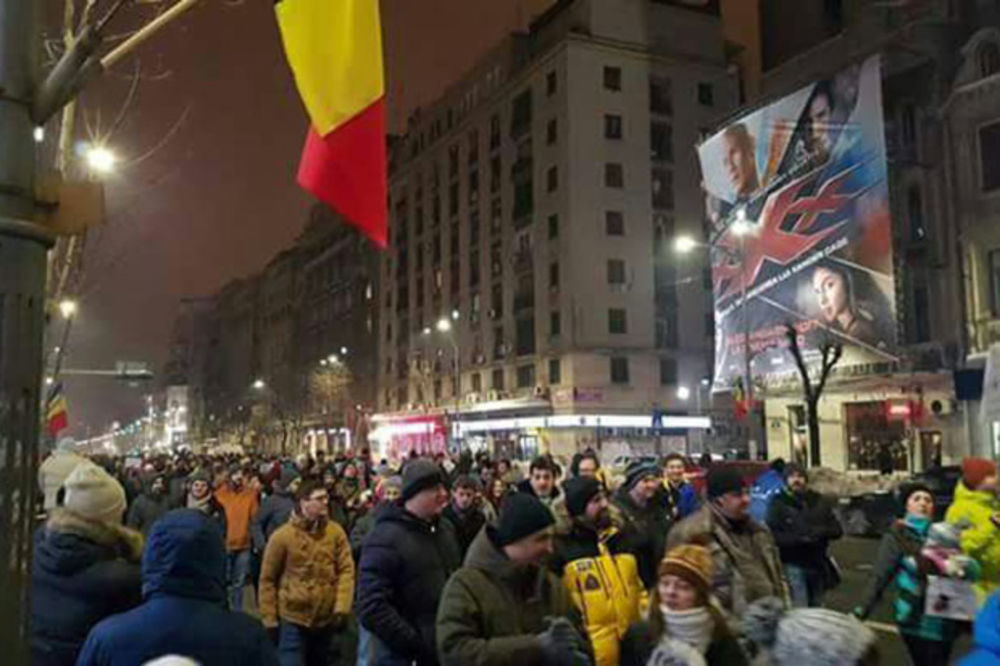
[46,381,69,436]
[276,0,388,248]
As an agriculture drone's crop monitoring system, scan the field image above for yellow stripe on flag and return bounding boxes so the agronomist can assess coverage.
[276,0,385,137]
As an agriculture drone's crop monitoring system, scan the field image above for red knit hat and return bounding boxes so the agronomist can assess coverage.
[962,457,997,490]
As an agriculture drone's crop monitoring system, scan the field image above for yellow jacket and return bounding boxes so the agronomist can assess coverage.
[557,525,647,666]
[946,481,1000,602]
[259,513,355,629]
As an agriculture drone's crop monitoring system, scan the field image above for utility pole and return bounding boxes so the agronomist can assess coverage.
[0,1,48,663]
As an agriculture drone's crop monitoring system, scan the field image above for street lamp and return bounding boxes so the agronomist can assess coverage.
[673,235,699,254]
[252,378,266,391]
[85,145,117,174]
[677,385,691,401]
[436,318,452,333]
[58,299,78,318]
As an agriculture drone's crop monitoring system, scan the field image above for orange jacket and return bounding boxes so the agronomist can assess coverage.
[215,484,259,552]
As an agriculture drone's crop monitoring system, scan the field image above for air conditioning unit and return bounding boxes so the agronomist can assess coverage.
[929,398,955,417]
[488,308,499,320]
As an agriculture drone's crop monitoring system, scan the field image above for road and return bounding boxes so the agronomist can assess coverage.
[827,536,974,665]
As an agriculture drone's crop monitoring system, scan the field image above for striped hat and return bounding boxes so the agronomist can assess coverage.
[658,544,713,597]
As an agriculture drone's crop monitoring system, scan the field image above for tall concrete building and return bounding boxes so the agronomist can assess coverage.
[375,0,739,458]
[744,0,1000,470]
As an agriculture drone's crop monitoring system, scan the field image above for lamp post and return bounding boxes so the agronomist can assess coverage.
[423,312,461,451]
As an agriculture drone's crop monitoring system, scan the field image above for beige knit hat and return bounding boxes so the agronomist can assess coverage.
[63,463,127,525]
[658,544,714,598]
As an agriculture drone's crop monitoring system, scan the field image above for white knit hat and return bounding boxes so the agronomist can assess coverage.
[143,657,201,666]
[62,463,127,525]
[745,598,876,666]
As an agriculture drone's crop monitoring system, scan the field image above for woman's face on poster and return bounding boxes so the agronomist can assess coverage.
[812,267,848,323]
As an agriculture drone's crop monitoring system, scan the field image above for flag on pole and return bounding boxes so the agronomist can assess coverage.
[276,0,388,248]
[46,382,69,436]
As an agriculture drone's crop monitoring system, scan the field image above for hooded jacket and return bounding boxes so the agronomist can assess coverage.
[961,593,1000,666]
[75,509,278,666]
[945,481,1000,600]
[357,502,462,666]
[436,527,584,666]
[259,513,355,629]
[126,477,171,536]
[251,488,295,552]
[31,510,143,666]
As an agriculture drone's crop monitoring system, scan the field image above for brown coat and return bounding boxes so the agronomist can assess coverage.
[259,513,355,629]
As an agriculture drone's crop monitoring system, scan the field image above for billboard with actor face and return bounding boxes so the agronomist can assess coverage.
[697,55,897,390]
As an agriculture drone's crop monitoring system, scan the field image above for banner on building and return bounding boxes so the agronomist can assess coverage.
[697,55,897,390]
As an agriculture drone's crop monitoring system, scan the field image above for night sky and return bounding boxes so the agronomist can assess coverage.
[62,0,555,435]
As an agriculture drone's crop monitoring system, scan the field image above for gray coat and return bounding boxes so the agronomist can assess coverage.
[251,491,295,552]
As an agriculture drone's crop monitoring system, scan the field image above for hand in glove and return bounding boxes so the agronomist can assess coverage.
[538,617,590,666]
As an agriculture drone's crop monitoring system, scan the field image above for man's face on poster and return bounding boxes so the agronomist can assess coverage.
[722,131,757,198]
[809,92,834,156]
[812,267,848,324]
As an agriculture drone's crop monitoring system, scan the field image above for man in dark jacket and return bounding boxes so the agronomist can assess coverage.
[612,461,672,589]
[517,455,561,507]
[252,468,300,553]
[32,463,142,666]
[765,463,843,607]
[76,509,278,666]
[183,468,227,535]
[436,492,590,666]
[126,474,171,536]
[661,453,699,520]
[357,459,461,666]
[441,474,486,559]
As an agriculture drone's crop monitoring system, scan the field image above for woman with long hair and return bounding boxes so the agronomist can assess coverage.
[481,477,509,524]
[621,545,747,666]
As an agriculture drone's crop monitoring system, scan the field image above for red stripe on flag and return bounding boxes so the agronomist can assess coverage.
[48,411,68,437]
[298,97,388,249]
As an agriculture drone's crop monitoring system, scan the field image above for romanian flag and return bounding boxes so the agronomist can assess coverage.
[46,382,69,436]
[276,0,388,248]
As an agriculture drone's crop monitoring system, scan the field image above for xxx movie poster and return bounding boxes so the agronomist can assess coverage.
[697,55,897,390]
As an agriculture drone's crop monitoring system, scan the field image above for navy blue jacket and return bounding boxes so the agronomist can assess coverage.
[31,511,142,666]
[76,509,278,666]
[251,491,295,552]
[357,503,462,666]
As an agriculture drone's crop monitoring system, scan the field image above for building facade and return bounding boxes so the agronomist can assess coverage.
[376,0,738,459]
[749,0,1000,470]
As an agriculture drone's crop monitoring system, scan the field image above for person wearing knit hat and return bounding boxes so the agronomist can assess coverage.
[613,460,672,588]
[31,462,143,666]
[745,597,877,666]
[553,478,645,666]
[356,457,460,665]
[619,545,747,666]
[37,438,89,512]
[436,492,590,666]
[946,456,1000,609]
[185,469,227,534]
[666,465,789,620]
[251,467,300,554]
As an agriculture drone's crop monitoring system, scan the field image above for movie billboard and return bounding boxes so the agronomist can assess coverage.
[698,55,897,390]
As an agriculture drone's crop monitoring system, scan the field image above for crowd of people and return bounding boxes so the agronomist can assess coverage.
[29,438,1000,666]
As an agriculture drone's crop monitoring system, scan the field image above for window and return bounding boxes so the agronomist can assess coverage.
[516,316,536,356]
[603,66,622,91]
[490,156,501,193]
[659,358,677,386]
[698,82,714,106]
[491,283,503,317]
[607,259,626,285]
[980,42,1000,78]
[650,76,672,115]
[546,70,557,96]
[548,214,559,239]
[901,104,917,147]
[549,358,562,384]
[517,364,536,389]
[610,357,630,384]
[604,114,623,140]
[511,89,532,137]
[492,368,505,390]
[470,250,480,287]
[490,114,501,150]
[980,121,1000,192]
[989,249,1000,317]
[908,185,925,241]
[605,163,624,188]
[449,144,459,179]
[547,166,558,193]
[608,308,627,334]
[549,261,559,289]
[605,211,624,236]
[468,129,479,165]
[652,168,674,209]
[913,283,931,343]
[650,121,673,162]
[546,118,557,145]
[550,311,561,336]
[472,372,482,392]
[490,241,502,276]
[449,182,459,217]
[470,209,481,244]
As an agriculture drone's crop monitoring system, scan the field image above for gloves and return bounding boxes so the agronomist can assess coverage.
[267,626,280,647]
[538,617,590,666]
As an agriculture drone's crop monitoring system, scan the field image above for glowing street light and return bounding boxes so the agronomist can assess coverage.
[252,378,266,390]
[677,385,691,401]
[673,235,698,254]
[58,299,78,318]
[33,126,45,143]
[327,354,339,365]
[86,145,118,174]
[436,318,452,333]
[339,346,348,355]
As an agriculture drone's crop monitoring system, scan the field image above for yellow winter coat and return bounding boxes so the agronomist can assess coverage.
[556,525,647,666]
[946,481,1000,603]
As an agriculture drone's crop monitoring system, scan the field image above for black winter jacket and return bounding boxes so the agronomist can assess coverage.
[441,503,486,560]
[765,488,842,570]
[357,503,462,666]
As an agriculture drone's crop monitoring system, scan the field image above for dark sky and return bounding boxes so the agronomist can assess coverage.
[63,0,554,435]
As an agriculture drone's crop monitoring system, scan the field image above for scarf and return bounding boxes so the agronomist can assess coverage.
[187,492,212,512]
[659,605,715,655]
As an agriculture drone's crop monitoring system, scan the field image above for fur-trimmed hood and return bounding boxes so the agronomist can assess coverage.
[36,508,144,576]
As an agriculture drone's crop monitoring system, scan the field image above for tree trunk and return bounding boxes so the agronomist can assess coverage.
[807,397,821,467]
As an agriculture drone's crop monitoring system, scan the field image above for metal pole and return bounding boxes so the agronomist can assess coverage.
[740,233,757,457]
[0,1,50,662]
[100,0,204,70]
